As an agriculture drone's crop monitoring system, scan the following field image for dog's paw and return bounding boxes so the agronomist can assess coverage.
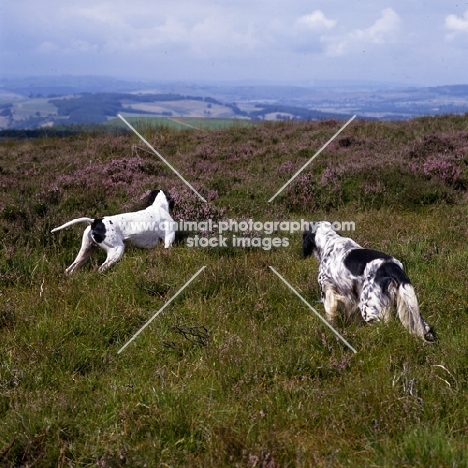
[423,330,436,342]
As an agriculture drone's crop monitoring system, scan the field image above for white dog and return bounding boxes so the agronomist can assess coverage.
[302,221,435,342]
[52,190,175,274]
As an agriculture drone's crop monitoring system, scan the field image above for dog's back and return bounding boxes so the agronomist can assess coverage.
[105,206,175,248]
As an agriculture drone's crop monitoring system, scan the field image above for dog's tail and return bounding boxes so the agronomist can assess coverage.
[393,271,435,342]
[51,217,94,233]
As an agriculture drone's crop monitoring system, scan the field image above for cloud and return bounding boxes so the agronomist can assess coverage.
[296,11,336,31]
[285,10,336,54]
[445,11,468,31]
[190,17,259,56]
[24,3,261,59]
[445,10,468,40]
[325,8,401,56]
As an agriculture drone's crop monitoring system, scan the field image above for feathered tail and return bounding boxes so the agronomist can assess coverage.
[396,283,434,342]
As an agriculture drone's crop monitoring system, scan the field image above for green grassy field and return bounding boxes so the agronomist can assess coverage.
[106,116,257,131]
[1,116,468,467]
[12,99,58,118]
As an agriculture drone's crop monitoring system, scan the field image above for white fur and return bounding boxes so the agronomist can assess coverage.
[52,190,175,274]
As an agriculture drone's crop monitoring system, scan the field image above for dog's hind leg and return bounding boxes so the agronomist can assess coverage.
[98,244,125,272]
[65,226,96,275]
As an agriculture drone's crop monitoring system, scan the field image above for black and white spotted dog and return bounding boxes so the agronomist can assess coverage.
[302,221,434,342]
[52,190,175,274]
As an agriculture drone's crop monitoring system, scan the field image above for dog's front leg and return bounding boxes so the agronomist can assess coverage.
[322,286,340,323]
[99,244,125,272]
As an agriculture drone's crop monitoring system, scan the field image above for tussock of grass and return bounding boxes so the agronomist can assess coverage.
[1,116,468,466]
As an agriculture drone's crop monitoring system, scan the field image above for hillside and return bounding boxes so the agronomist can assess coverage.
[1,116,468,466]
[0,91,352,130]
[2,76,468,129]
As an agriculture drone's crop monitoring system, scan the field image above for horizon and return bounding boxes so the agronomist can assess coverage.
[2,74,468,92]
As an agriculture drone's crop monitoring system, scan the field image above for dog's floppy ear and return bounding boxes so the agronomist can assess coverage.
[301,226,316,259]
[145,190,160,207]
[164,190,175,211]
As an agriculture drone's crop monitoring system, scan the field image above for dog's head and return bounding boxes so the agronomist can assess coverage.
[146,190,175,211]
[302,221,339,259]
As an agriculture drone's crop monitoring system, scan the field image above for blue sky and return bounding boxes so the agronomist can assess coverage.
[1,0,468,86]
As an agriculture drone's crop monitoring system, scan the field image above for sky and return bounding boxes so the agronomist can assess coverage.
[1,0,468,87]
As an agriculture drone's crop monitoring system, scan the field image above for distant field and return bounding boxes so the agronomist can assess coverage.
[0,88,355,130]
[105,115,257,131]
[122,100,236,118]
[0,97,58,128]
[12,98,58,118]
[0,94,256,130]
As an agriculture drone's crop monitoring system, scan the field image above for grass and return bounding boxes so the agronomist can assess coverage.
[1,116,468,466]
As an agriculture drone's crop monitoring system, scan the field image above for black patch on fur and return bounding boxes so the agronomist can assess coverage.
[424,328,436,342]
[302,230,316,259]
[351,280,360,300]
[91,218,106,244]
[344,249,393,276]
[374,261,411,293]
[145,190,174,211]
[164,190,175,211]
[109,220,113,224]
[145,190,161,207]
